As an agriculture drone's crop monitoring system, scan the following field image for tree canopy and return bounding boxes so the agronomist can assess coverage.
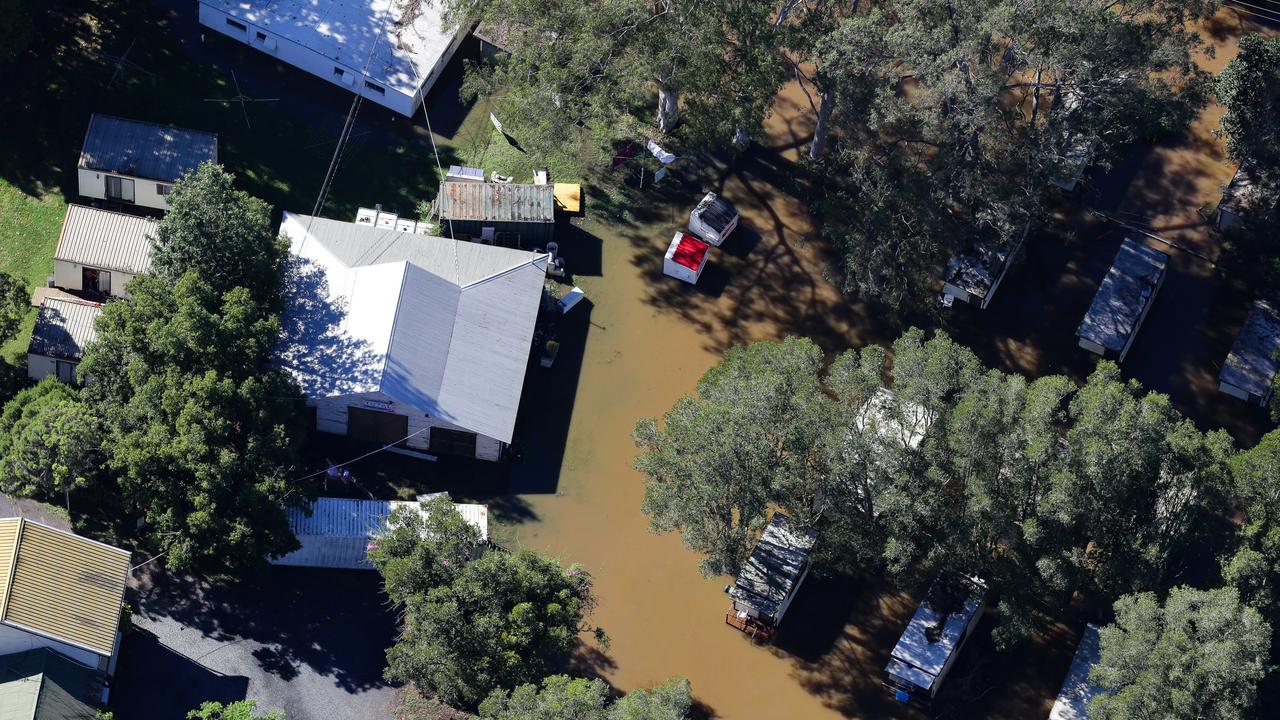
[187,700,284,720]
[637,329,1233,645]
[0,378,102,513]
[150,162,287,309]
[79,272,305,570]
[370,504,599,708]
[1089,586,1271,720]
[478,675,692,720]
[0,270,28,347]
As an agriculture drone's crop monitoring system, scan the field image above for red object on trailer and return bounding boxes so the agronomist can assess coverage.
[663,232,710,284]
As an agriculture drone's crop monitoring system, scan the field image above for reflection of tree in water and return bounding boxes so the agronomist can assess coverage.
[273,254,381,396]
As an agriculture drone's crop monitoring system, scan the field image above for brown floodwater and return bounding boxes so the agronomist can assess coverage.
[452,9,1274,719]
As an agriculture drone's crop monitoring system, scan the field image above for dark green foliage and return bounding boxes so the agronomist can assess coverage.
[79,273,304,571]
[0,0,38,63]
[1223,430,1280,622]
[151,163,288,310]
[187,700,284,720]
[370,507,597,708]
[1215,34,1280,174]
[0,378,102,513]
[638,330,1233,647]
[478,675,692,720]
[0,270,27,346]
[1089,586,1270,720]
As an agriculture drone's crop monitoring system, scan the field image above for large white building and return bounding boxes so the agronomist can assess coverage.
[277,212,549,461]
[198,0,469,117]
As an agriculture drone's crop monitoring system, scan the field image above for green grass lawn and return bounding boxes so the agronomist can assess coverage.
[0,180,66,363]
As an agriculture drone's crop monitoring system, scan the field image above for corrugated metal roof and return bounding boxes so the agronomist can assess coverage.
[55,205,156,275]
[731,514,816,621]
[277,213,549,443]
[887,574,987,691]
[78,114,217,182]
[273,496,489,569]
[1221,299,1280,398]
[1078,239,1168,353]
[0,519,130,658]
[28,298,102,362]
[437,181,555,224]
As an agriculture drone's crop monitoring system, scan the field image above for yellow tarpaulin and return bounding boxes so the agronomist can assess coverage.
[553,183,582,213]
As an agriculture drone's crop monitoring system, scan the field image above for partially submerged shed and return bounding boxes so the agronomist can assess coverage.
[1048,623,1105,720]
[688,192,739,246]
[663,232,709,285]
[1217,162,1260,231]
[726,513,818,640]
[77,114,216,211]
[941,221,1032,309]
[885,574,988,701]
[27,298,102,384]
[1219,298,1280,407]
[271,495,489,570]
[1076,238,1168,363]
[437,181,555,247]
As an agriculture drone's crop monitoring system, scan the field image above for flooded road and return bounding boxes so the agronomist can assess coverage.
[471,9,1270,719]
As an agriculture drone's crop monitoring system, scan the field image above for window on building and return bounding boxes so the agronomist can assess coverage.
[104,175,135,203]
[256,31,267,41]
[156,183,172,197]
[55,360,77,384]
[332,67,345,79]
[225,18,247,32]
[364,80,385,95]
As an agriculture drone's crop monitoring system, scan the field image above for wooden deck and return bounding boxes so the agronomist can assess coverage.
[725,612,775,641]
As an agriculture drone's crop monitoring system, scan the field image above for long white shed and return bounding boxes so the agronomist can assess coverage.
[271,495,488,570]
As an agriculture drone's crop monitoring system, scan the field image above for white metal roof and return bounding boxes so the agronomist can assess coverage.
[203,0,459,96]
[272,496,489,569]
[78,114,217,182]
[277,212,548,443]
[1049,624,1104,720]
[887,575,987,692]
[28,298,102,361]
[1078,239,1168,353]
[854,387,930,450]
[55,204,156,275]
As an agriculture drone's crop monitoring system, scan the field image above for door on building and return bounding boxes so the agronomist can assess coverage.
[347,406,409,445]
[429,428,478,457]
[54,360,77,383]
[81,268,111,295]
[104,175,135,203]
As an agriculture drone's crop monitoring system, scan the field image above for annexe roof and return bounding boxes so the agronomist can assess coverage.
[55,204,156,276]
[1220,298,1280,399]
[0,648,99,720]
[437,181,555,224]
[0,519,131,658]
[730,513,817,621]
[202,0,460,96]
[887,574,987,693]
[277,212,549,443]
[28,298,102,362]
[1049,624,1105,720]
[692,192,738,234]
[1077,238,1168,354]
[78,114,217,183]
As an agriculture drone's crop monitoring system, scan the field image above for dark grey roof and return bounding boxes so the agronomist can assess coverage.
[730,513,817,621]
[1220,298,1280,398]
[78,114,217,183]
[437,182,555,224]
[28,299,102,362]
[1220,162,1260,217]
[1077,239,1168,353]
[0,648,99,720]
[692,192,738,234]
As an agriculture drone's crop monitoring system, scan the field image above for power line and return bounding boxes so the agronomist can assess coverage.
[291,426,432,484]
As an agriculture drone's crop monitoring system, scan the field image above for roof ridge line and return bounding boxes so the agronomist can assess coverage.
[461,253,550,289]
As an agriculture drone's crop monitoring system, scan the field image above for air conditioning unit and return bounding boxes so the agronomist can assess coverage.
[341,73,355,87]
